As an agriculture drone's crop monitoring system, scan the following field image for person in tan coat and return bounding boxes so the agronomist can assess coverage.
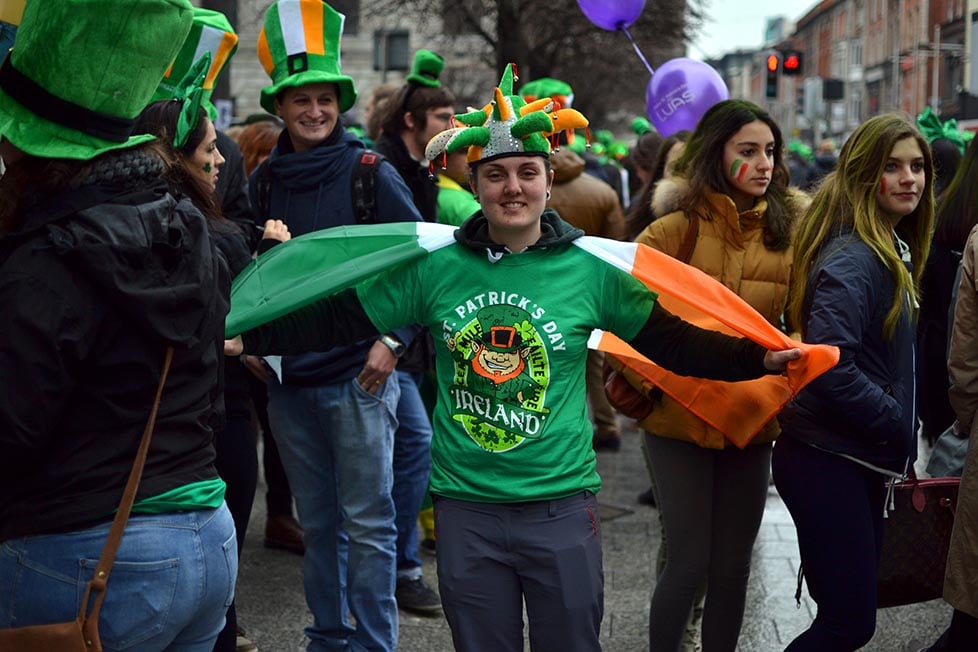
[632,99,807,652]
[547,145,626,449]
[921,222,978,650]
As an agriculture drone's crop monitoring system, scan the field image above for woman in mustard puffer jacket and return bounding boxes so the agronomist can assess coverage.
[633,99,808,652]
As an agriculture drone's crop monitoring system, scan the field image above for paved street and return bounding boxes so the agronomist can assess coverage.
[236,418,951,650]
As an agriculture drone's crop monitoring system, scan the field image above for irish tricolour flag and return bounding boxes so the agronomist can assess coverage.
[227,222,838,447]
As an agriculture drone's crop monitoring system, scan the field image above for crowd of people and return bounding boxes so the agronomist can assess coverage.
[1,1,977,652]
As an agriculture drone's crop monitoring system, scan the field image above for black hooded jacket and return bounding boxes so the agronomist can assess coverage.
[0,148,229,540]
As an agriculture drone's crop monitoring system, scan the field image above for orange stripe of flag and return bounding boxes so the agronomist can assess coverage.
[596,243,839,447]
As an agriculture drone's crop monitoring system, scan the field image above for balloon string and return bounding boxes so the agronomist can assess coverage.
[621,26,655,77]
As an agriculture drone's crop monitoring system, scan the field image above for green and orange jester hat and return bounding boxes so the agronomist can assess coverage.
[424,63,589,169]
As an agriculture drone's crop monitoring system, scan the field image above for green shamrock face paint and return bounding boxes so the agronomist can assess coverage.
[203,163,212,174]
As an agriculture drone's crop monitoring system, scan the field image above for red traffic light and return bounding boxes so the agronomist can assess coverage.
[767,54,780,72]
[784,54,800,70]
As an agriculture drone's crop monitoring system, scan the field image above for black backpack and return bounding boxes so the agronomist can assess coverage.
[253,149,386,225]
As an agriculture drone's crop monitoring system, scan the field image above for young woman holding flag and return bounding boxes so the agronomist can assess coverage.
[223,65,817,652]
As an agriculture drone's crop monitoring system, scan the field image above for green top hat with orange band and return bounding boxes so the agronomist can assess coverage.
[0,0,194,161]
[154,7,238,121]
[258,0,357,114]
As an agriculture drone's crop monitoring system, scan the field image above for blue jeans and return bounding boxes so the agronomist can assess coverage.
[773,435,886,650]
[0,504,236,651]
[393,371,433,580]
[0,22,16,65]
[267,375,399,652]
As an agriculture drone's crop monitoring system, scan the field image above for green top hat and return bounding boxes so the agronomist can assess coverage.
[477,305,530,353]
[154,7,238,121]
[424,63,589,166]
[258,0,357,114]
[0,0,194,161]
[405,49,444,88]
[520,77,574,108]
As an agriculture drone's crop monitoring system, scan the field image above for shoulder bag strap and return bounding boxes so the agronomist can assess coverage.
[79,346,174,641]
[674,213,700,264]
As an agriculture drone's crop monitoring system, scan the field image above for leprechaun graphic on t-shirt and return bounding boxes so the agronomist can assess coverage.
[447,304,550,452]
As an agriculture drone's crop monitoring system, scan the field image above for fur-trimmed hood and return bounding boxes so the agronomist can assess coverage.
[650,175,811,222]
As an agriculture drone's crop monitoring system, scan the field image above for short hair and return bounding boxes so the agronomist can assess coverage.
[379,83,455,135]
[235,120,283,176]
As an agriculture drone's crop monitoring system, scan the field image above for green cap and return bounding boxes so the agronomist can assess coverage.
[405,49,444,88]
[258,0,357,114]
[520,77,574,108]
[154,7,238,121]
[0,0,194,160]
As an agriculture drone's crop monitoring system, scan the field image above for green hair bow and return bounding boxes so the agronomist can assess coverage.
[172,52,211,149]
[917,106,974,155]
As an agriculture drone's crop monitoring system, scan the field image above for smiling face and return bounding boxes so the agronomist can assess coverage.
[274,82,341,153]
[186,118,224,191]
[722,119,775,211]
[470,155,553,251]
[877,136,926,228]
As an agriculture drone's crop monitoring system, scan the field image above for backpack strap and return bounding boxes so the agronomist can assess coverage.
[351,150,386,225]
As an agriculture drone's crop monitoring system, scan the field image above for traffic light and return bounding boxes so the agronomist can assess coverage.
[765,53,780,99]
[782,51,803,76]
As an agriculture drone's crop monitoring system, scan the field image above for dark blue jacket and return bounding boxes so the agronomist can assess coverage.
[249,127,422,385]
[779,232,917,474]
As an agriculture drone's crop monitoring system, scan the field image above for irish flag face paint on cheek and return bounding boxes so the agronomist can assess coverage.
[730,159,748,183]
[879,178,886,194]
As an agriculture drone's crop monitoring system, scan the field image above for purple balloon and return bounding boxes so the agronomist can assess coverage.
[646,58,730,136]
[577,0,646,31]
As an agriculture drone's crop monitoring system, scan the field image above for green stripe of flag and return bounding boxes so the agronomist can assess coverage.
[226,222,455,337]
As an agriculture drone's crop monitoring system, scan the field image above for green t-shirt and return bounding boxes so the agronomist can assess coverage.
[359,240,655,503]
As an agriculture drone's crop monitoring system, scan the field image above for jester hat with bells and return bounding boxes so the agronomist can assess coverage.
[257,0,357,114]
[424,63,589,172]
[153,7,238,122]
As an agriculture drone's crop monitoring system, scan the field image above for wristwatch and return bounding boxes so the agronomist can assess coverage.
[379,334,406,358]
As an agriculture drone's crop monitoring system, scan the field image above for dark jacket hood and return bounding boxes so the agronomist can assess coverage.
[454,208,584,256]
[7,149,222,348]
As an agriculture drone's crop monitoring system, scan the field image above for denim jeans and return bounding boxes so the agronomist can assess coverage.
[0,22,15,65]
[267,375,399,652]
[393,371,433,580]
[0,504,236,651]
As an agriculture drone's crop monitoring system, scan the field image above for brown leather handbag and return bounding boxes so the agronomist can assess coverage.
[876,469,959,607]
[0,348,173,651]
[603,215,699,419]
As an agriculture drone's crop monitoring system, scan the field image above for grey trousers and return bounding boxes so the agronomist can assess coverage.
[434,492,603,652]
[645,434,772,652]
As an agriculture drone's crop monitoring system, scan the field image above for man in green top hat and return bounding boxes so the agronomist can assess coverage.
[0,1,239,649]
[250,1,425,649]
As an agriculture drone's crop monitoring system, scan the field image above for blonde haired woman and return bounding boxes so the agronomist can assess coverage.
[774,114,934,650]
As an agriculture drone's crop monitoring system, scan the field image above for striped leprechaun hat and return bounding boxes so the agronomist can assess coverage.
[0,0,193,160]
[153,7,238,121]
[257,0,357,114]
